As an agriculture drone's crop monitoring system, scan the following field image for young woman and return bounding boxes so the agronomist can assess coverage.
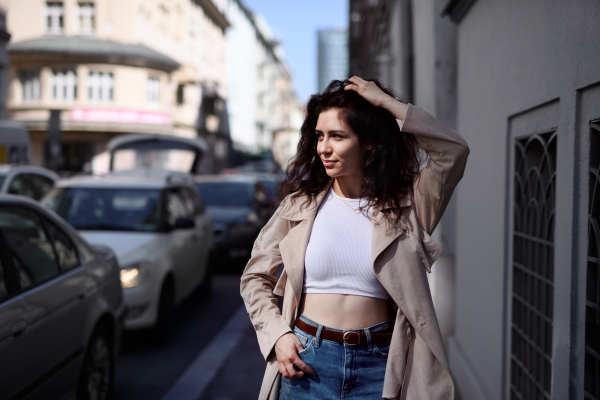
[240,77,469,400]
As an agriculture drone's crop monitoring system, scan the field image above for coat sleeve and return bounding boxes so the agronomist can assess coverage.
[240,201,294,360]
[399,103,470,235]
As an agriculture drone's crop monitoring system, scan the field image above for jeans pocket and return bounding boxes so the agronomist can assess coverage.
[294,332,313,357]
[373,343,390,358]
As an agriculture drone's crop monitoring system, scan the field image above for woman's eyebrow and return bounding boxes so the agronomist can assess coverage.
[315,129,348,135]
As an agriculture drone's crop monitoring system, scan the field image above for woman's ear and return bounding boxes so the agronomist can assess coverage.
[365,142,373,151]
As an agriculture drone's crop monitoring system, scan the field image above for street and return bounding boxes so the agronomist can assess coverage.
[114,273,265,400]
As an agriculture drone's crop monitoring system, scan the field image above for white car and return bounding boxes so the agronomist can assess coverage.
[41,171,214,330]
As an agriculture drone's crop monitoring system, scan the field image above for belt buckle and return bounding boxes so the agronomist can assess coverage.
[343,331,358,346]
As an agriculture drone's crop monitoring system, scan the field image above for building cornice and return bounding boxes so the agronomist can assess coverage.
[9,36,180,72]
[195,0,230,31]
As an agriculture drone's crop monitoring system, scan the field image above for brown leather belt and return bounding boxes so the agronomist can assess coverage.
[295,318,393,346]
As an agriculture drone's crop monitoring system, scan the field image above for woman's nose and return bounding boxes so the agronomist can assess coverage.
[319,138,332,155]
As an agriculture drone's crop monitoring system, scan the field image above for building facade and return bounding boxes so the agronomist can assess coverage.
[222,0,302,169]
[6,0,231,174]
[317,28,348,93]
[349,0,600,399]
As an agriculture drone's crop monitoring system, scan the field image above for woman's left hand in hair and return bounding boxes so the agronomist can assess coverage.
[344,76,409,121]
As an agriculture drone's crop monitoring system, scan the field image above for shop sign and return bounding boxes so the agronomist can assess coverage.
[69,108,172,125]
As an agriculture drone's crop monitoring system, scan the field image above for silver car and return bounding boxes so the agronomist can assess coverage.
[0,195,125,400]
[0,164,59,201]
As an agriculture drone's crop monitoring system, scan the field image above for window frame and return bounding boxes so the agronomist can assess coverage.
[45,1,64,35]
[0,204,82,300]
[77,2,96,35]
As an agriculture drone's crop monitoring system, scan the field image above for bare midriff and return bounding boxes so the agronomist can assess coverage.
[299,293,389,330]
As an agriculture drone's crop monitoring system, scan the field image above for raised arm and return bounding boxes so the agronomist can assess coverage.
[345,76,470,234]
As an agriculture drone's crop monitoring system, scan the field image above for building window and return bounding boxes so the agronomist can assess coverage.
[511,131,556,400]
[51,70,77,102]
[19,71,41,102]
[77,2,95,35]
[46,2,64,34]
[147,77,160,105]
[585,121,600,400]
[88,72,113,102]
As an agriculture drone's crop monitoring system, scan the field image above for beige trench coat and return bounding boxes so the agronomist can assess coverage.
[240,103,470,400]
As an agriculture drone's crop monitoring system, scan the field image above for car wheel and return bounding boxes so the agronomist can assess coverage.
[155,279,175,338]
[77,327,113,400]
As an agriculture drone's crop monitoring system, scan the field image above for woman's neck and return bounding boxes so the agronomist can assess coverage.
[332,176,364,199]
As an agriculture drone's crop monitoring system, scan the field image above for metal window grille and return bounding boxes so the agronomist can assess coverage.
[585,122,600,399]
[511,131,557,400]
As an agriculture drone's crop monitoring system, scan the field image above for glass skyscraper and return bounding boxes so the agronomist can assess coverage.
[317,28,349,93]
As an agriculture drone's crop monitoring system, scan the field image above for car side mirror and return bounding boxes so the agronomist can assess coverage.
[172,216,195,230]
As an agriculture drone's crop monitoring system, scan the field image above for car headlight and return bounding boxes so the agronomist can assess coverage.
[120,262,152,289]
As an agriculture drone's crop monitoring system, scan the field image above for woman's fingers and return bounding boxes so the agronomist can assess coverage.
[293,356,316,376]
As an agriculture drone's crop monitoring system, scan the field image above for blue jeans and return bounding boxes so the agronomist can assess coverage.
[279,314,392,400]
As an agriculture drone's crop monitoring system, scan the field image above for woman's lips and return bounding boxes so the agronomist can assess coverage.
[322,160,337,167]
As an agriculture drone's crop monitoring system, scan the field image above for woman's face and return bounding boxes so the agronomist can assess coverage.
[315,108,367,179]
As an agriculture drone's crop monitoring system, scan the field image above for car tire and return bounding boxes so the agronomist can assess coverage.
[77,326,114,400]
[154,279,175,339]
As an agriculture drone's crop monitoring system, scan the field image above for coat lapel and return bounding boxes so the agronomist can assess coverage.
[278,180,334,304]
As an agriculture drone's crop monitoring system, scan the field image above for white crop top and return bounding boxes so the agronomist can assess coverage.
[303,187,389,300]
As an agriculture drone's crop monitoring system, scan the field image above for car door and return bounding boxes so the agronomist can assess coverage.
[165,189,197,301]
[0,206,93,399]
[180,187,210,287]
[0,226,29,398]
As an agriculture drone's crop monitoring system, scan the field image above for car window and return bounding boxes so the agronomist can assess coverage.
[195,182,254,207]
[0,207,60,290]
[8,174,35,199]
[166,191,189,226]
[180,187,203,215]
[42,187,163,232]
[0,175,5,189]
[44,220,80,272]
[30,174,55,201]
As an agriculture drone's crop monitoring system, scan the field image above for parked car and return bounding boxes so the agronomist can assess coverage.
[0,194,125,400]
[41,170,214,330]
[194,175,271,261]
[0,164,59,200]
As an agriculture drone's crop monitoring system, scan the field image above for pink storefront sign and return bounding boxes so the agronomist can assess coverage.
[69,108,172,125]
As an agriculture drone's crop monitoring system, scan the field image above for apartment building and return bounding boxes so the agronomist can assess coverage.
[6,0,230,173]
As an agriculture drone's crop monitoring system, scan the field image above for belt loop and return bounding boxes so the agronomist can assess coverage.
[315,324,323,348]
[364,328,373,350]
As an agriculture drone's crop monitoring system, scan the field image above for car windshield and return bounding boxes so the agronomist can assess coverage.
[41,187,163,232]
[195,182,254,207]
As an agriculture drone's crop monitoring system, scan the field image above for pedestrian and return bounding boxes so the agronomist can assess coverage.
[240,76,470,399]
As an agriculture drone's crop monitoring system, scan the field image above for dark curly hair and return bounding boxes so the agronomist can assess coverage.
[277,79,423,225]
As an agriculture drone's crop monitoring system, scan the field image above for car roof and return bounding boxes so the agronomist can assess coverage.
[0,164,59,179]
[54,169,194,189]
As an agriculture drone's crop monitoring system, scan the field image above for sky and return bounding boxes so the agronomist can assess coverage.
[242,0,348,103]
